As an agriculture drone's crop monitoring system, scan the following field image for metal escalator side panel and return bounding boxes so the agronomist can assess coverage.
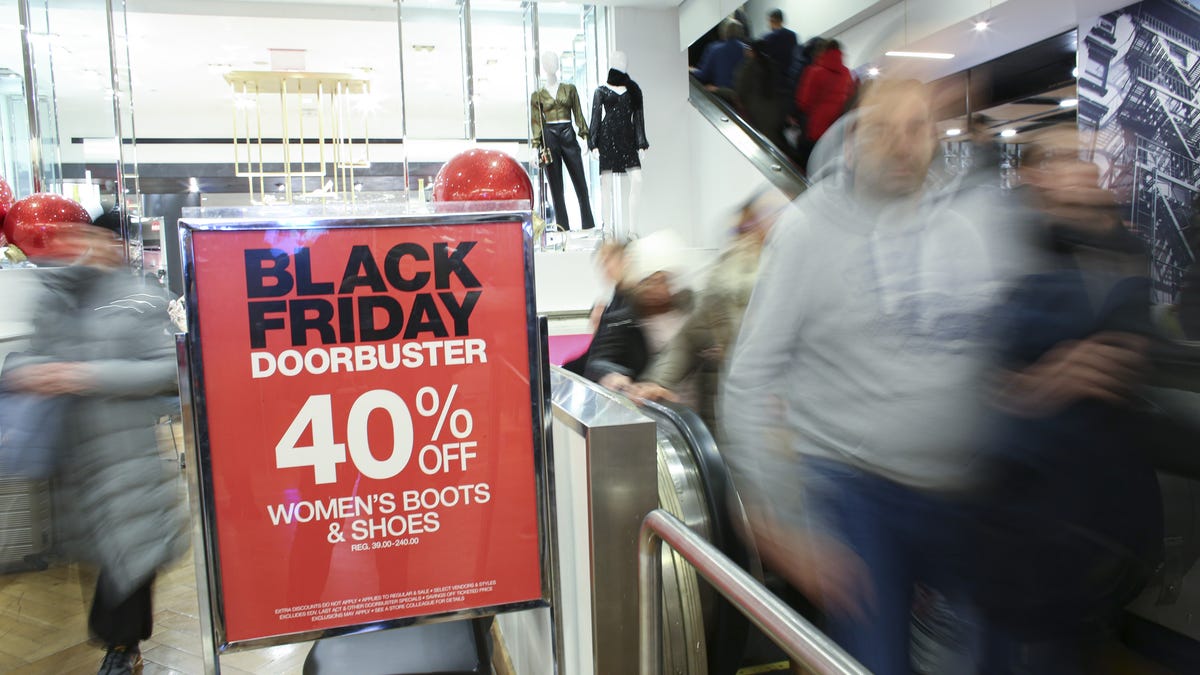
[658,447,709,675]
[688,75,809,200]
[644,400,755,675]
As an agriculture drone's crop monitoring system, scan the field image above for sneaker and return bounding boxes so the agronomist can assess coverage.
[98,645,143,675]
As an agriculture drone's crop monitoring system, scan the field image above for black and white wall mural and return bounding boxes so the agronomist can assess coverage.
[1079,0,1200,303]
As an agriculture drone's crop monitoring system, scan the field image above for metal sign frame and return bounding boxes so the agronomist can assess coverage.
[175,205,558,672]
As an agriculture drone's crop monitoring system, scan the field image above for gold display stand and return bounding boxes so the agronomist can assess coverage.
[225,71,372,204]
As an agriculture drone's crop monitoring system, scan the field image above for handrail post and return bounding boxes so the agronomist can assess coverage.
[638,509,870,675]
[638,515,663,675]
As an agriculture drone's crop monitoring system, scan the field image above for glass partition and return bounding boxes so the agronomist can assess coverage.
[401,0,468,140]
[470,1,530,141]
[1,0,605,269]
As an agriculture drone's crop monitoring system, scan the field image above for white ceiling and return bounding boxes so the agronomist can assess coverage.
[851,0,1137,81]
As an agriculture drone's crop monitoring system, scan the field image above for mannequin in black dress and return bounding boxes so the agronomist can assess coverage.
[589,52,648,238]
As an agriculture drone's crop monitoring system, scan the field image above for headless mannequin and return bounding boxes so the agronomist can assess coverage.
[591,51,646,239]
[534,50,596,231]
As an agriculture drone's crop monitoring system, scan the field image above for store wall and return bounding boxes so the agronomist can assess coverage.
[678,0,745,49]
[687,110,785,252]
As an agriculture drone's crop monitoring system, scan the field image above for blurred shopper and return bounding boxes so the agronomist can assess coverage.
[965,127,1165,672]
[584,230,692,396]
[7,223,188,675]
[692,19,747,93]
[735,41,788,150]
[562,240,630,375]
[782,38,827,157]
[761,9,798,97]
[794,39,853,169]
[632,190,788,434]
[722,80,1006,675]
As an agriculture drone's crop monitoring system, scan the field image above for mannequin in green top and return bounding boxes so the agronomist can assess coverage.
[531,50,597,230]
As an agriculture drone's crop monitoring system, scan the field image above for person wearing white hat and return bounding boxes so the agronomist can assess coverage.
[583,230,691,394]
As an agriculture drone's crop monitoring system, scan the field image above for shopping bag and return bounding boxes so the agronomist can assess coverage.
[0,354,68,480]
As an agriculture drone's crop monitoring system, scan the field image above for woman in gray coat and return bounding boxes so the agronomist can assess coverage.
[9,222,188,675]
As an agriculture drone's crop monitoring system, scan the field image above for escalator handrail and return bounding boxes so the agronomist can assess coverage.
[688,74,810,199]
[640,399,756,675]
[639,509,869,675]
[641,400,741,565]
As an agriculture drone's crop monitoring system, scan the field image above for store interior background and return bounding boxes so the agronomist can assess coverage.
[0,0,1153,317]
[0,0,1198,673]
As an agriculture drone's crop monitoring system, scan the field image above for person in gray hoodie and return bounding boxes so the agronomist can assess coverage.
[8,222,188,675]
[721,79,1012,674]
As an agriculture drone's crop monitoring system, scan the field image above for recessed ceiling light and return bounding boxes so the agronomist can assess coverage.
[946,128,962,136]
[885,50,955,60]
[1000,129,1017,138]
[973,20,990,32]
[866,66,880,78]
[1060,98,1078,108]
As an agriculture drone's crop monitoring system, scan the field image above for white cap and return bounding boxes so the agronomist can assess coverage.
[622,230,687,287]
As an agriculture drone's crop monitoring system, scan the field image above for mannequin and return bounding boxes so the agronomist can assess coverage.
[531,50,596,230]
[589,51,648,239]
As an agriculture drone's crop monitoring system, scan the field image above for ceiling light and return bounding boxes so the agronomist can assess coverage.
[885,51,955,60]
[1072,66,1079,78]
[866,66,880,78]
[973,20,989,32]
[946,128,962,136]
[1059,98,1078,108]
[1000,129,1017,138]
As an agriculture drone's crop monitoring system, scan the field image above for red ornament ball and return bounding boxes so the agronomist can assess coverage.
[0,176,14,233]
[4,193,92,258]
[431,149,533,203]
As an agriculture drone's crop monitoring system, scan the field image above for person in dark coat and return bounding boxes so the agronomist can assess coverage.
[584,231,690,395]
[8,222,188,675]
[735,41,787,150]
[562,240,630,375]
[761,9,798,99]
[794,39,854,164]
[966,127,1165,672]
[691,19,747,91]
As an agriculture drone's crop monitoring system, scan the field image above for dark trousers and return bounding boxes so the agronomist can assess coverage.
[90,571,155,648]
[544,122,596,230]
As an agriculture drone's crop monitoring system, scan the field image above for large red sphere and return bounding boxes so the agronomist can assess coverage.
[5,193,92,258]
[431,149,533,203]
[0,176,14,233]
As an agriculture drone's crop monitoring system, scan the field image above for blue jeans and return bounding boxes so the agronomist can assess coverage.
[802,457,1121,674]
[801,458,975,675]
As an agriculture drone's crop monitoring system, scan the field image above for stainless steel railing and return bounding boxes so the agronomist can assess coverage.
[639,508,870,675]
[688,75,810,200]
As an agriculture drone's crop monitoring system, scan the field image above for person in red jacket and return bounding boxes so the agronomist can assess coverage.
[794,40,854,170]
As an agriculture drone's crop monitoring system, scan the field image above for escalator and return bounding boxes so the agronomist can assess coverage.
[641,399,759,675]
[627,346,1200,675]
[688,75,809,201]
